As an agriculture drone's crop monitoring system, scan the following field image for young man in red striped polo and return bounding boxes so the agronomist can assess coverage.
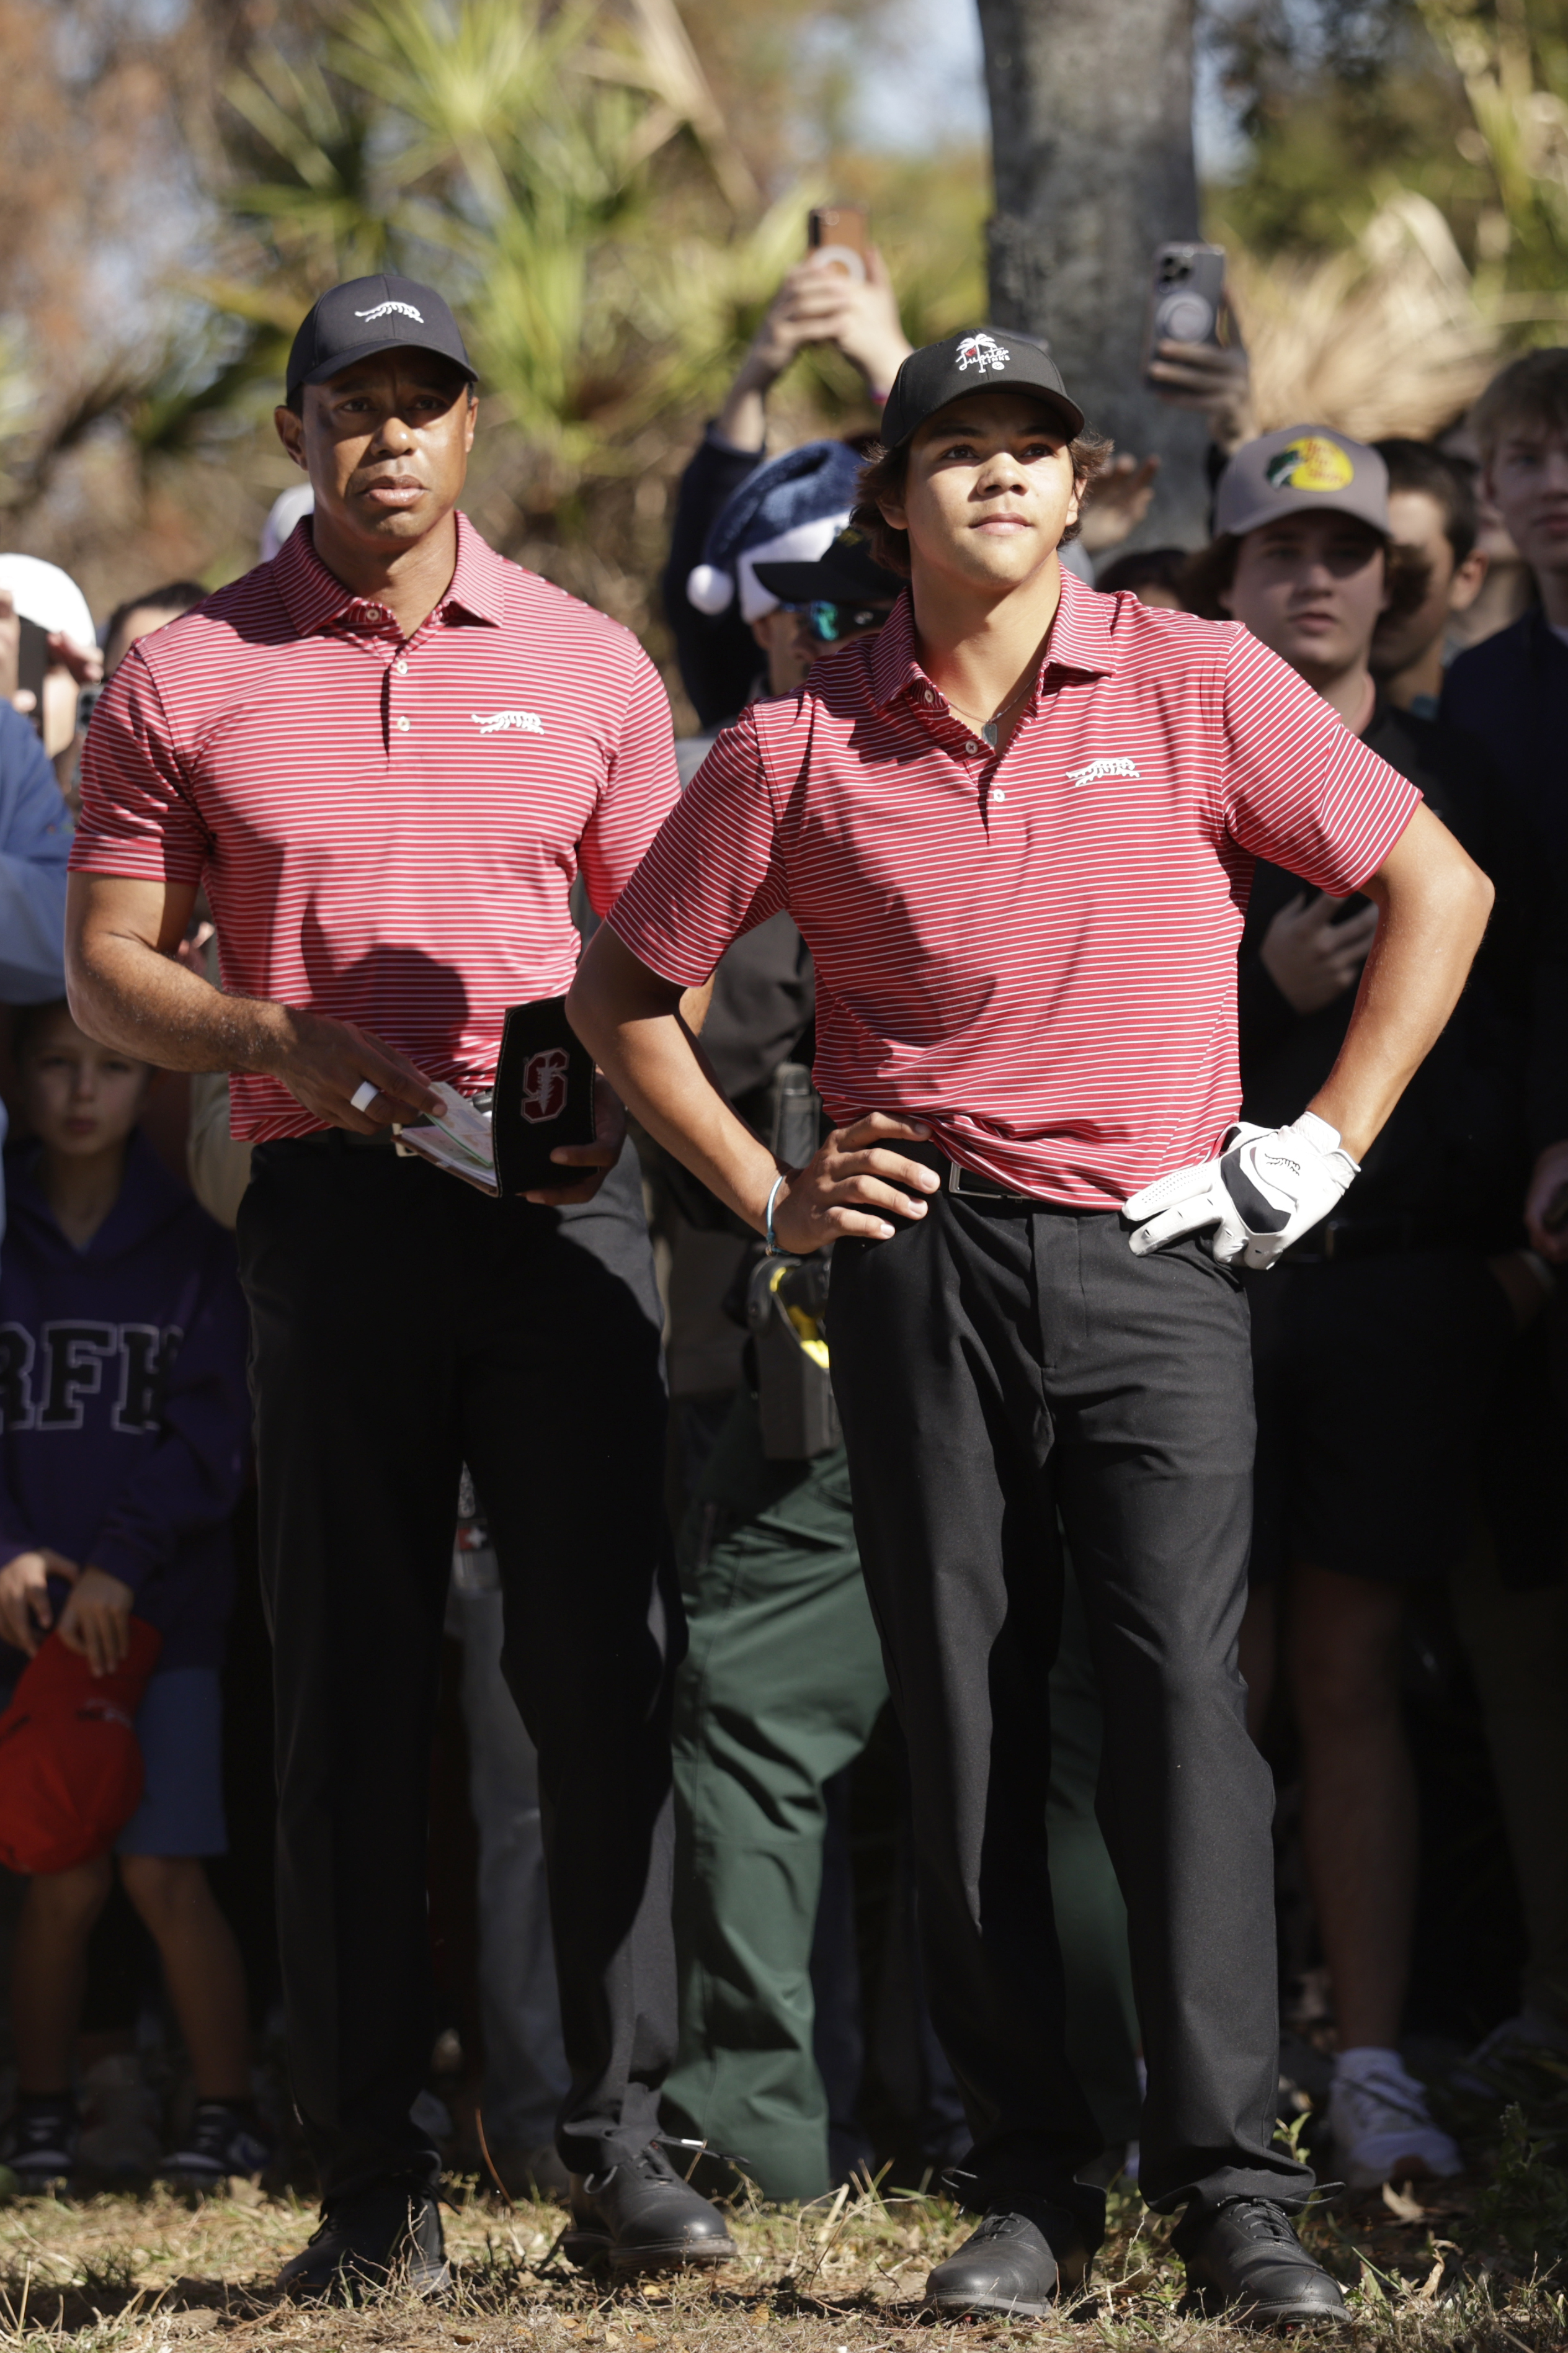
[569,329,1493,2328]
[63,276,730,2297]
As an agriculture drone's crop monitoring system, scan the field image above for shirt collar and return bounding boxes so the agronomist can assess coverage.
[270,507,507,638]
[868,561,1118,715]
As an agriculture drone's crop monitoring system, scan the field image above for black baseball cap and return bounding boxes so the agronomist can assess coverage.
[880,328,1084,450]
[752,524,903,606]
[285,273,477,400]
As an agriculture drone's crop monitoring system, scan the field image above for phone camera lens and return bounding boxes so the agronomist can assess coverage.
[1158,292,1213,342]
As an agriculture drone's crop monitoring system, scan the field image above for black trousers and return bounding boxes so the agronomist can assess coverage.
[237,1135,678,2201]
[827,1194,1312,2231]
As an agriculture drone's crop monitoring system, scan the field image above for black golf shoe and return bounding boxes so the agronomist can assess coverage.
[563,2140,734,2275]
[1180,2197,1347,2328]
[922,2200,1092,2319]
[277,2181,449,2302]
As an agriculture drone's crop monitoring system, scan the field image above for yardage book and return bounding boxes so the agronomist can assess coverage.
[393,998,597,1197]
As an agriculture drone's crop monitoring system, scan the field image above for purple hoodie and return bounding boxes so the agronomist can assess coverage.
[0,1133,250,1672]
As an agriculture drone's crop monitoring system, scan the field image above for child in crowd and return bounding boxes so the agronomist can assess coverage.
[0,1002,264,2188]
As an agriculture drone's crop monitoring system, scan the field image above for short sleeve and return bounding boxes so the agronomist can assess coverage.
[71,646,211,886]
[1220,628,1421,891]
[577,646,682,917]
[608,706,787,988]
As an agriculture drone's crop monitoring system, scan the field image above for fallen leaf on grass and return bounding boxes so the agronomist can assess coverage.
[1381,2181,1425,2223]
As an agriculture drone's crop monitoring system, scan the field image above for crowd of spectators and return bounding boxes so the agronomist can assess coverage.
[0,238,1562,2255]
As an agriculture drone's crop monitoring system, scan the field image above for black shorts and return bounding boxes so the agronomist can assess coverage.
[1248,1248,1517,1585]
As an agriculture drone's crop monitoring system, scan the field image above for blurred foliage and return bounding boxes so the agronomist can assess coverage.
[1203,0,1568,340]
[1420,0,1568,297]
[1204,1,1479,257]
[0,0,984,651]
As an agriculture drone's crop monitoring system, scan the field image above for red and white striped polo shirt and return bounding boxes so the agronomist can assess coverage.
[72,514,679,1139]
[610,568,1420,1207]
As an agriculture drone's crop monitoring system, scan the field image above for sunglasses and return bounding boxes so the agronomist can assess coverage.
[802,599,894,645]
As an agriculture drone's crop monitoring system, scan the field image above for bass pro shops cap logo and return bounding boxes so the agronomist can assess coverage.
[955,333,1011,375]
[520,1048,571,1125]
[1265,435,1355,494]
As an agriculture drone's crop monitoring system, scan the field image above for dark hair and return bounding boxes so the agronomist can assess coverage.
[105,581,207,646]
[1372,439,1477,565]
[1095,546,1190,601]
[1180,523,1430,625]
[852,426,1110,578]
[1469,347,1568,466]
[11,999,72,1061]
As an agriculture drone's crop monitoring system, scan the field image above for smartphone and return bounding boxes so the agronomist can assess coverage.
[492,997,598,1195]
[808,204,869,283]
[1144,242,1227,385]
[16,615,49,739]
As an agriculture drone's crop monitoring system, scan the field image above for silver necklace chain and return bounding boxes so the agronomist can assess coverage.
[942,675,1034,748]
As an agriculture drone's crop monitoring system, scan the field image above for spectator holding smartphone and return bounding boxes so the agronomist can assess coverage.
[664,243,914,731]
[1187,427,1537,2187]
[0,1001,259,2190]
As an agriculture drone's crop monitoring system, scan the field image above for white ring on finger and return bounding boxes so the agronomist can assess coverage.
[349,1079,380,1115]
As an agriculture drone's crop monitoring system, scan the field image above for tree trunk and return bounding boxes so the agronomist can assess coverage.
[977,0,1210,551]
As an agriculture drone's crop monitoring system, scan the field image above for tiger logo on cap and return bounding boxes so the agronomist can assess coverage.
[1265,435,1355,494]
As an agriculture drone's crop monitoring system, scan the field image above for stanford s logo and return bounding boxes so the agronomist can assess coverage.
[521,1048,570,1124]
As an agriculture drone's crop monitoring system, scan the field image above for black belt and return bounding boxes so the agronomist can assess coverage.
[1282,1212,1494,1264]
[901,1139,1082,1212]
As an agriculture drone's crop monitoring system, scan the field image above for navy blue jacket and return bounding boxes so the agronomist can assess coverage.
[1239,702,1534,1242]
[0,1135,249,1671]
[661,425,767,729]
[1442,607,1568,1147]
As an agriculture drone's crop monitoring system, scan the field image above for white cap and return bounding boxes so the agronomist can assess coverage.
[0,555,94,648]
[262,483,316,563]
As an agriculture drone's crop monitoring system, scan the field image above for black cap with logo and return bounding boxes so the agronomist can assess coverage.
[752,524,903,607]
[879,328,1084,450]
[285,273,478,401]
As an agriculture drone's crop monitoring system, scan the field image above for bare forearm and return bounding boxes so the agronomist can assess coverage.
[69,928,292,1075]
[1310,839,1492,1161]
[570,942,777,1231]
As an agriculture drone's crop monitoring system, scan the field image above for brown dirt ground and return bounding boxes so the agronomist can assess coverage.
[0,2173,1560,2352]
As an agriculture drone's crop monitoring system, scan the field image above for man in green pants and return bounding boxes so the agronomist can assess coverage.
[664,1356,1142,2202]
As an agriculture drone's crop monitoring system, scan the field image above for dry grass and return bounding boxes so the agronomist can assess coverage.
[0,2172,1559,2352]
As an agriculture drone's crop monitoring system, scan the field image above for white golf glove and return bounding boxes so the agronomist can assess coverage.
[1123,1112,1360,1271]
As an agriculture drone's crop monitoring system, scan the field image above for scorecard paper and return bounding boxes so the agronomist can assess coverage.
[393,998,598,1196]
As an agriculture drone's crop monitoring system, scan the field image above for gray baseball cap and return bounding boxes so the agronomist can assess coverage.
[1215,426,1389,540]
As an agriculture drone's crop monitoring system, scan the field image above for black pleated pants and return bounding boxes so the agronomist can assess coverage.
[236,1133,678,2202]
[827,1192,1312,2234]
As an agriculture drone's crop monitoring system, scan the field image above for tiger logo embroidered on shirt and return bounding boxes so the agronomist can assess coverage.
[1067,757,1143,786]
[472,710,543,734]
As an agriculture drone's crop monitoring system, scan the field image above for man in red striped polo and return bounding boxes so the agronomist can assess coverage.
[568,329,1493,2327]
[63,275,730,2295]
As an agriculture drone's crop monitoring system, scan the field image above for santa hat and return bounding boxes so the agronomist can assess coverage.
[687,440,866,624]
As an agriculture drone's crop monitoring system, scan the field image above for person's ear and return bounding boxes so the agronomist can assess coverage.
[462,392,478,456]
[749,616,773,652]
[1064,469,1087,537]
[1450,546,1489,615]
[275,405,308,472]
